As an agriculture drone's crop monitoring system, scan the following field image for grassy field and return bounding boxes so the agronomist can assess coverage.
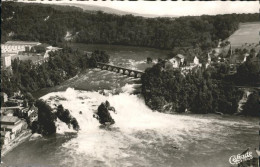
[228,22,260,49]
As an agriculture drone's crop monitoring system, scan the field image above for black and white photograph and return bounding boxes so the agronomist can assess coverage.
[1,0,260,167]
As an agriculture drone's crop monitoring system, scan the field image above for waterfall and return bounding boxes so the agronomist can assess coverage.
[37,86,255,166]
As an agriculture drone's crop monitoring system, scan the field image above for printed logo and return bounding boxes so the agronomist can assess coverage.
[229,151,253,165]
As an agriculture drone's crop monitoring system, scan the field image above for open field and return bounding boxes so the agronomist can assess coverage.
[228,22,260,49]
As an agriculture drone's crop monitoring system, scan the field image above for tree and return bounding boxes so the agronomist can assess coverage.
[35,100,56,135]
[2,2,257,50]
[141,59,243,115]
[24,92,35,106]
[147,57,153,64]
[236,57,260,84]
[56,105,71,124]
[31,45,46,53]
[242,92,260,116]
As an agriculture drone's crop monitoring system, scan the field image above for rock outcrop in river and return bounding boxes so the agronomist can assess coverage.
[94,101,116,126]
[56,105,80,131]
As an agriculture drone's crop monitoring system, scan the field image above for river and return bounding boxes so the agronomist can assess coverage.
[2,44,259,167]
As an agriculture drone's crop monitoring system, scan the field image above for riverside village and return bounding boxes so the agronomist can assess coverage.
[1,40,62,156]
[1,1,260,167]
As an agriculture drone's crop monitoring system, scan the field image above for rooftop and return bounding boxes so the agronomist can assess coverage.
[30,105,38,111]
[2,110,15,115]
[1,122,24,130]
[46,46,62,50]
[1,106,23,110]
[22,105,38,113]
[1,53,13,57]
[1,92,8,96]
[1,116,20,123]
[5,41,41,45]
[176,54,184,59]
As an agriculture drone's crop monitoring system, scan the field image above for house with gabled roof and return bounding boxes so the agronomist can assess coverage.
[168,54,185,68]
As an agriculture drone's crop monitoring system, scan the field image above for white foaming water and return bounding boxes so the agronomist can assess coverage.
[121,83,140,93]
[40,87,255,166]
[29,133,43,141]
[128,59,145,70]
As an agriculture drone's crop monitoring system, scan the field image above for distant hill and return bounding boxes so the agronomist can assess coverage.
[2,2,258,50]
[5,1,84,12]
[58,3,179,18]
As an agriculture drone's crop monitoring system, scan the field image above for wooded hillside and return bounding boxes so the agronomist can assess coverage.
[2,2,259,50]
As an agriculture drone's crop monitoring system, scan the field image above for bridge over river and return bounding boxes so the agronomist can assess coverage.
[96,62,144,78]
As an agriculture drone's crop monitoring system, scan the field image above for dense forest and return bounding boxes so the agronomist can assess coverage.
[2,2,259,50]
[1,46,109,96]
[141,61,254,115]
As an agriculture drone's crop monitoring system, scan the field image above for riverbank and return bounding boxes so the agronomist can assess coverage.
[1,130,32,157]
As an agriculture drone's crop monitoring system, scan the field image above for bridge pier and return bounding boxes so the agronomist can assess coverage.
[102,65,108,70]
[129,71,135,77]
[136,73,142,78]
[113,68,118,72]
[119,69,124,74]
[123,70,129,75]
[108,66,113,71]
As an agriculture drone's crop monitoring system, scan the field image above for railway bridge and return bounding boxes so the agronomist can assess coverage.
[96,62,144,78]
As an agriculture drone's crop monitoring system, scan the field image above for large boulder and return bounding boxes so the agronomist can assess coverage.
[95,101,116,125]
[56,105,80,131]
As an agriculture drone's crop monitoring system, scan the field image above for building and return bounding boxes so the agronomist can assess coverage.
[1,116,28,137]
[1,93,8,103]
[1,131,11,146]
[2,41,41,53]
[1,108,16,116]
[22,105,38,124]
[43,46,63,59]
[169,54,185,68]
[189,56,202,68]
[206,54,211,68]
[5,98,24,107]
[1,54,12,68]
[46,46,62,51]
[1,104,38,124]
[1,106,23,117]
[193,56,200,65]
[243,53,250,63]
[1,116,28,148]
[84,51,93,59]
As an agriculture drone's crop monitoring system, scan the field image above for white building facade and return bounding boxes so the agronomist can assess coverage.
[1,54,12,68]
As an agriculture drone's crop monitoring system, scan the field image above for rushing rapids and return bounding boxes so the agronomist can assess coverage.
[2,45,258,167]
[2,86,257,167]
